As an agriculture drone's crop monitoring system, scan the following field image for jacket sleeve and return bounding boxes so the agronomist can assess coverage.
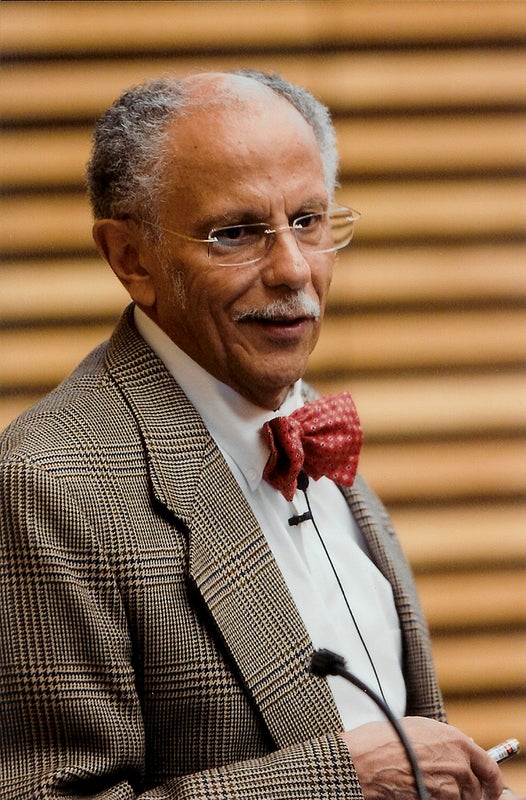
[0,457,364,800]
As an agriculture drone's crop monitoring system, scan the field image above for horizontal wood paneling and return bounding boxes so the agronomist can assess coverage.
[330,244,526,306]
[0,259,129,323]
[312,310,526,371]
[359,439,525,502]
[2,1,525,54]
[393,502,525,569]
[418,575,526,631]
[2,50,525,122]
[433,630,525,691]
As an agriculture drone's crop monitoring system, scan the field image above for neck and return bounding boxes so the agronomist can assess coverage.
[235,383,295,412]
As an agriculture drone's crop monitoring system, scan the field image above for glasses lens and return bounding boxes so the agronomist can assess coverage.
[329,209,357,248]
[294,209,358,253]
[209,223,268,266]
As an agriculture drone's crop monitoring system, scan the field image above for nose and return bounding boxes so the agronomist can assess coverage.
[260,227,311,290]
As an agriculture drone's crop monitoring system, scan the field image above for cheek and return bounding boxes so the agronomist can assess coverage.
[311,258,334,305]
[177,268,256,349]
[187,266,257,314]
[165,271,186,307]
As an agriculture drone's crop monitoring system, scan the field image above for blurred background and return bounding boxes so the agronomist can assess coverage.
[0,0,525,790]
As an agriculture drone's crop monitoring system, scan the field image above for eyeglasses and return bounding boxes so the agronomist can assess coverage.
[140,207,361,267]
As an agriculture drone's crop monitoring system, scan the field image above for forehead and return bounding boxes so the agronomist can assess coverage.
[164,77,322,177]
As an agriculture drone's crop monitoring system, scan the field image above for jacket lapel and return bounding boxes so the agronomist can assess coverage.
[105,309,343,748]
[185,453,344,748]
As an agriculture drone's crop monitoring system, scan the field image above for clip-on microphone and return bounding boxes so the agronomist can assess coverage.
[288,470,313,526]
[310,649,429,800]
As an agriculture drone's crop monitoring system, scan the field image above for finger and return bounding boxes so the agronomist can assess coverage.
[468,742,505,799]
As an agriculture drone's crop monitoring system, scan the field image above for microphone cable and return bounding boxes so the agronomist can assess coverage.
[310,648,429,800]
[288,470,389,708]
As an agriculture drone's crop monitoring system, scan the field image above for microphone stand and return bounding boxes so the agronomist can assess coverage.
[310,648,429,800]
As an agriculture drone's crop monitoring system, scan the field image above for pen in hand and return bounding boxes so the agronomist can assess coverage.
[486,738,521,764]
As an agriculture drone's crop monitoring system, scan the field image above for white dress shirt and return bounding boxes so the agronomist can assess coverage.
[134,307,406,731]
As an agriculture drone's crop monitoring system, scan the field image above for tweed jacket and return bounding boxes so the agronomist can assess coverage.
[0,306,445,800]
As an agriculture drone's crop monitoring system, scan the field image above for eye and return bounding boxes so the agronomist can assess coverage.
[294,212,323,229]
[293,212,325,238]
[212,224,263,248]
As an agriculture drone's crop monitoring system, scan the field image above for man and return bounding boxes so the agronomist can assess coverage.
[0,70,514,799]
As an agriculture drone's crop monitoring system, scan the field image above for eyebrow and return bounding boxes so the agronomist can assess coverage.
[196,198,329,233]
[190,210,258,235]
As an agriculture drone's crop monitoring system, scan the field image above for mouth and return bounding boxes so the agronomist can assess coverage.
[235,314,316,346]
[240,314,312,327]
[233,292,321,343]
[234,292,320,325]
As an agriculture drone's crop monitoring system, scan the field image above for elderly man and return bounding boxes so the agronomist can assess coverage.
[0,70,512,799]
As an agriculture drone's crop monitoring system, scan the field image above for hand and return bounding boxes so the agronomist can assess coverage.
[341,716,505,800]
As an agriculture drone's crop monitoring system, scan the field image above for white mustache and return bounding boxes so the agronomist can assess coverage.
[234,292,320,322]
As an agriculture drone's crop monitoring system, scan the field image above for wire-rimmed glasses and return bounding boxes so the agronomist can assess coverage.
[140,207,361,267]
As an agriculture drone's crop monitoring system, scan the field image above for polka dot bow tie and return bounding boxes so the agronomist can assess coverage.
[261,392,363,501]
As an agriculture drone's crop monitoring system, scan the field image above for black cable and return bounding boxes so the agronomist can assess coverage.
[295,471,390,708]
[310,648,428,800]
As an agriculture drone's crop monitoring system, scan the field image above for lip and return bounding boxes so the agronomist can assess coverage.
[238,315,314,341]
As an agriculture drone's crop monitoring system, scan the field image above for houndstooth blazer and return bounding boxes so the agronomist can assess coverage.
[0,305,445,799]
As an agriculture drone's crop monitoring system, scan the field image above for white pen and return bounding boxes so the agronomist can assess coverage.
[486,738,521,764]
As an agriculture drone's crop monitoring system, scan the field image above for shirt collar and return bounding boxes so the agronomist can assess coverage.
[133,306,304,491]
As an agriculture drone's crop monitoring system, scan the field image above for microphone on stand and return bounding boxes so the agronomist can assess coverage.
[309,648,429,800]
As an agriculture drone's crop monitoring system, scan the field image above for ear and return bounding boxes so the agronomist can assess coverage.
[92,219,157,308]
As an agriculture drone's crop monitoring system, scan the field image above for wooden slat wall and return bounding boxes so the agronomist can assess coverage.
[1,1,525,789]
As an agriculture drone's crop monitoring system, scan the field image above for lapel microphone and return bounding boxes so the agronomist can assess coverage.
[288,470,312,526]
[310,649,428,800]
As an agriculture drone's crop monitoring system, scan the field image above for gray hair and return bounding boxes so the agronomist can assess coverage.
[86,69,339,225]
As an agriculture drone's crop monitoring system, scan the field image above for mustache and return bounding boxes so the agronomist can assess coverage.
[234,292,321,323]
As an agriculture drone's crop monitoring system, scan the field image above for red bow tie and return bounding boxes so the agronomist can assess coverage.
[261,392,363,501]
